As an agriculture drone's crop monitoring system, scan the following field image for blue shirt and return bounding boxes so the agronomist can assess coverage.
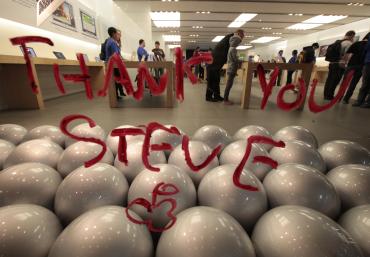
[105,38,120,61]
[137,46,148,61]
[365,40,370,64]
[289,55,298,64]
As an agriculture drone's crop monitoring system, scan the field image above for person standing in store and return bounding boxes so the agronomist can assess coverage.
[223,33,242,105]
[353,37,370,108]
[323,30,356,100]
[286,50,298,84]
[137,39,149,62]
[206,29,245,102]
[342,32,370,104]
[152,41,166,83]
[275,50,286,87]
[105,27,125,100]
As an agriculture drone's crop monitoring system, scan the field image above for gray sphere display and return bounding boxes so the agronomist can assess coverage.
[0,204,62,257]
[234,125,272,150]
[48,206,153,257]
[54,163,129,224]
[114,141,166,183]
[198,165,267,230]
[339,205,370,256]
[0,124,27,145]
[168,140,219,187]
[270,140,326,172]
[327,165,370,210]
[57,141,114,177]
[4,139,63,169]
[252,205,363,257]
[192,125,231,149]
[106,125,145,156]
[319,140,370,170]
[274,126,318,148]
[220,140,272,180]
[263,164,340,218]
[65,123,106,147]
[0,139,14,169]
[128,164,196,229]
[23,125,65,147]
[156,206,256,257]
[151,124,184,156]
[0,163,62,208]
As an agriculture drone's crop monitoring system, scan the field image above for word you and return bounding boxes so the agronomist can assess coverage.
[10,36,354,113]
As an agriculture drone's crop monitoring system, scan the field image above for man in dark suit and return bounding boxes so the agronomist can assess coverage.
[206,29,245,102]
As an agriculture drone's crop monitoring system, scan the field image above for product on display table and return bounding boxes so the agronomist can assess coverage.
[1,121,370,257]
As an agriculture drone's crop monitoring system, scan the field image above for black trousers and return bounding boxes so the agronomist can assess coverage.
[199,66,205,80]
[343,65,363,102]
[286,70,295,85]
[114,68,125,97]
[206,65,222,99]
[356,64,370,104]
[324,63,345,99]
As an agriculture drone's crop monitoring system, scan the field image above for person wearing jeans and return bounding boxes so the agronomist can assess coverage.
[353,38,370,108]
[224,34,242,105]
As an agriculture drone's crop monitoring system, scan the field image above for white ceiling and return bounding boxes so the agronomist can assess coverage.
[115,0,370,49]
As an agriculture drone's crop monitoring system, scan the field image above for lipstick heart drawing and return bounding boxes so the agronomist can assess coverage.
[125,182,180,233]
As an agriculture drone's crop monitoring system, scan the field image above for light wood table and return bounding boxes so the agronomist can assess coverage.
[108,61,175,108]
[0,55,105,110]
[241,62,314,110]
[312,65,329,83]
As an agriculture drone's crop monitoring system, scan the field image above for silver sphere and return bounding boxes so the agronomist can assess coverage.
[220,140,272,180]
[0,124,27,145]
[168,140,219,187]
[198,164,267,230]
[156,206,256,257]
[106,125,145,156]
[270,140,326,172]
[57,141,114,177]
[192,125,231,149]
[4,139,63,169]
[339,205,370,256]
[0,204,62,257]
[274,126,318,148]
[252,205,363,257]
[48,206,153,257]
[65,123,106,147]
[128,164,196,229]
[0,139,15,169]
[54,163,129,224]
[234,125,272,151]
[263,163,340,218]
[23,125,65,147]
[319,140,370,170]
[0,163,62,208]
[151,124,185,156]
[327,165,370,210]
[114,141,166,183]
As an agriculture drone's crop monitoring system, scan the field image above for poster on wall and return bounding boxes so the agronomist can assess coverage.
[52,1,76,31]
[37,0,64,26]
[80,9,97,38]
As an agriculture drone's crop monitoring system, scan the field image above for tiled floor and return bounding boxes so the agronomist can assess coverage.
[1,78,369,149]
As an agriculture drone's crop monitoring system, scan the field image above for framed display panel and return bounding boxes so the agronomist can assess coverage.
[80,10,97,38]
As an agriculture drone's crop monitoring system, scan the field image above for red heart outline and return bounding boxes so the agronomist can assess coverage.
[125,182,179,233]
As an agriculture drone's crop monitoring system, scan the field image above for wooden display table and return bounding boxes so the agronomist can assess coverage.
[241,62,314,109]
[0,55,105,110]
[312,65,329,83]
[108,61,175,108]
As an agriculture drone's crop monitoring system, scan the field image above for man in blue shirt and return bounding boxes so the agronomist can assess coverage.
[137,39,149,62]
[353,36,370,108]
[286,49,298,84]
[105,27,125,100]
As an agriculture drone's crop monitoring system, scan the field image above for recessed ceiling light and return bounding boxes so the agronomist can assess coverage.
[287,23,322,30]
[189,34,199,37]
[289,13,303,16]
[162,0,179,2]
[237,45,253,50]
[168,44,181,49]
[192,26,203,29]
[188,40,197,43]
[228,13,258,28]
[347,2,364,6]
[212,36,225,42]
[251,36,281,43]
[163,35,181,42]
[273,32,283,35]
[150,12,180,28]
[262,27,272,30]
[302,15,348,24]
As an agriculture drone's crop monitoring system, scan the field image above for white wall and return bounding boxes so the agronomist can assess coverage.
[249,18,370,66]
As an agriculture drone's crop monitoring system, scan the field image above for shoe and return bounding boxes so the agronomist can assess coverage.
[214,96,224,102]
[342,99,349,104]
[117,96,122,101]
[360,103,370,108]
[352,101,362,107]
[206,97,218,102]
[224,100,234,105]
